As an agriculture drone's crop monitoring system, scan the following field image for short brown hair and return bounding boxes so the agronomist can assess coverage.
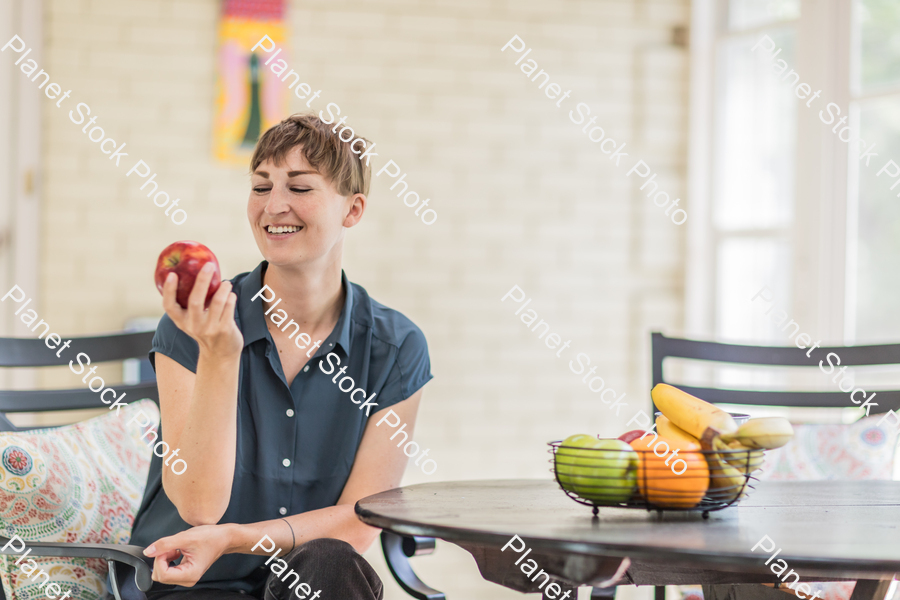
[250,113,371,197]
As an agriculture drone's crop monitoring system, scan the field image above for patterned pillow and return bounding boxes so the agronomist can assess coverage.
[0,400,158,600]
[758,415,900,481]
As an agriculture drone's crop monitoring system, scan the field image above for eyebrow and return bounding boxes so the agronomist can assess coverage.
[252,170,319,178]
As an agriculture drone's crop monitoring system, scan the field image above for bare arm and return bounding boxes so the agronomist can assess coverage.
[229,389,424,553]
[156,264,244,525]
[156,353,239,525]
[145,390,426,585]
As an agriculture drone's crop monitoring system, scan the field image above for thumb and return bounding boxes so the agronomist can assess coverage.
[143,534,183,557]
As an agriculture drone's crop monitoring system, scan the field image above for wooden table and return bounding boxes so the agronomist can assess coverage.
[356,479,900,600]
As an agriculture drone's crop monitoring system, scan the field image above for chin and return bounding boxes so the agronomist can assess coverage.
[264,251,305,267]
[254,232,335,269]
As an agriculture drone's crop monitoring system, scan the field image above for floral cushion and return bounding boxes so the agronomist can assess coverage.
[758,415,899,481]
[0,400,158,600]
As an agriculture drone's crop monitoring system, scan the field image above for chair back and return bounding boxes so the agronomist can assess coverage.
[651,332,900,415]
[0,331,158,432]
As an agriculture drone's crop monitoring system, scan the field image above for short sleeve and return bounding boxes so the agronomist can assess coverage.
[149,313,200,374]
[374,325,433,412]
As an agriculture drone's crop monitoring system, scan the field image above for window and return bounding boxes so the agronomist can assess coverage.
[848,0,900,343]
[689,0,879,349]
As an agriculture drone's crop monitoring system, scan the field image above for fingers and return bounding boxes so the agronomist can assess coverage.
[218,291,239,329]
[187,262,217,312]
[161,273,186,324]
[153,555,198,586]
[205,280,233,323]
[150,550,179,582]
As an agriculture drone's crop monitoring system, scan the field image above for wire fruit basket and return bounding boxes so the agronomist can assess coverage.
[548,440,760,518]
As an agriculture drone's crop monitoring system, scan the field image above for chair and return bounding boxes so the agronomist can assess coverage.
[0,331,159,600]
[651,332,900,416]
[0,331,444,600]
[650,332,900,600]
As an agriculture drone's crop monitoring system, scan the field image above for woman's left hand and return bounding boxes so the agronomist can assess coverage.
[143,525,233,587]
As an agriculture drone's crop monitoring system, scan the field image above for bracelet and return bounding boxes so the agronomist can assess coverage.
[281,518,295,550]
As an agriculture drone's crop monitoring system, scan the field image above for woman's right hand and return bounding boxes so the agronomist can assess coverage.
[162,262,243,358]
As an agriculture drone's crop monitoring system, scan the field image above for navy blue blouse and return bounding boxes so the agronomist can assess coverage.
[129,262,433,594]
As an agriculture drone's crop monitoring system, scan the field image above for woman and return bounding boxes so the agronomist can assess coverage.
[127,114,433,600]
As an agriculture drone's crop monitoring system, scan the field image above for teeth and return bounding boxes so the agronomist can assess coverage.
[268,225,300,234]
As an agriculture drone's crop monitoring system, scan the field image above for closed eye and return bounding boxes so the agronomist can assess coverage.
[253,187,270,194]
[291,188,312,193]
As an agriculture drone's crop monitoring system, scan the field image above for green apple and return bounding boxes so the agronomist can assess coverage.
[555,434,598,490]
[555,435,637,504]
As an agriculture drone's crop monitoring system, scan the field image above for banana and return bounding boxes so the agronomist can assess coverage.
[651,383,738,440]
[703,436,749,502]
[655,415,701,450]
[717,437,764,475]
[720,417,794,450]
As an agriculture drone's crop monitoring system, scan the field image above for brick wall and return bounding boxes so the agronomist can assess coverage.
[40,0,689,597]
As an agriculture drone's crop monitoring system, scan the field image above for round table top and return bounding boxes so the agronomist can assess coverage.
[356,479,900,578]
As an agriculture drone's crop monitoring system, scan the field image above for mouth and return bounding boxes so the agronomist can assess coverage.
[265,224,303,237]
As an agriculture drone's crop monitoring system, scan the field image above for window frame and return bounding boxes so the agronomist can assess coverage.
[687,0,853,345]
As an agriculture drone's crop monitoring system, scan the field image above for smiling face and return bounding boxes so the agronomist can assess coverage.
[248,145,366,270]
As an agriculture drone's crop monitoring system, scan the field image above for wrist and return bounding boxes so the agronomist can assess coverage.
[197,347,241,368]
[222,522,248,555]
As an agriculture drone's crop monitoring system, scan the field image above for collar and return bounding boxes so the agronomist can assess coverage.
[236,262,354,357]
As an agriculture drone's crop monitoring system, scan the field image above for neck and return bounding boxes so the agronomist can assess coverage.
[261,260,344,332]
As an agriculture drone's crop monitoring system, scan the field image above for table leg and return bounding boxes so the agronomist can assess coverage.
[849,580,894,600]
[546,583,577,600]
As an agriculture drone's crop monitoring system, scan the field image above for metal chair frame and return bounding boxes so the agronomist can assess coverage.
[652,332,900,414]
[650,331,900,600]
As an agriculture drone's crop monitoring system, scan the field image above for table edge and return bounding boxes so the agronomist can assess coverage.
[355,501,900,578]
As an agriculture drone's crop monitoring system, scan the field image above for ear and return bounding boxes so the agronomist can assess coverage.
[343,193,366,228]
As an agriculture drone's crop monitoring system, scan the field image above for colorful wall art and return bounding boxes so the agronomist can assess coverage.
[213,0,288,166]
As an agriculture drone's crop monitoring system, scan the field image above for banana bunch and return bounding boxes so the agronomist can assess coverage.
[720,417,794,450]
[715,437,764,475]
[651,384,738,443]
[652,386,796,503]
[703,436,750,502]
[655,415,701,449]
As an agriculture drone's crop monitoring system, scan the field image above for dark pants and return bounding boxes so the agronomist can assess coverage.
[125,539,382,600]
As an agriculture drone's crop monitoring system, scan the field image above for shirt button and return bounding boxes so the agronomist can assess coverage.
[286,409,295,417]
[303,365,309,372]
[282,458,291,467]
[279,507,287,516]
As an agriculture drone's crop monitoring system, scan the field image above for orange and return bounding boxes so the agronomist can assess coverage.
[629,434,709,508]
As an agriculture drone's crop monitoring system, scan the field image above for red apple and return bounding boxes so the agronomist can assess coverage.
[155,241,221,309]
[617,430,646,444]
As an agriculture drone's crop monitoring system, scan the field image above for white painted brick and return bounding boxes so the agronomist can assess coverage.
[128,25,214,48]
[87,0,164,20]
[47,0,88,16]
[168,1,217,22]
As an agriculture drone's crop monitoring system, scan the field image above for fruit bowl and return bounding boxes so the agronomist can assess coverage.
[548,440,760,518]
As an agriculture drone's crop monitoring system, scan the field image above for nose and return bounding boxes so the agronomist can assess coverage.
[264,186,291,216]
